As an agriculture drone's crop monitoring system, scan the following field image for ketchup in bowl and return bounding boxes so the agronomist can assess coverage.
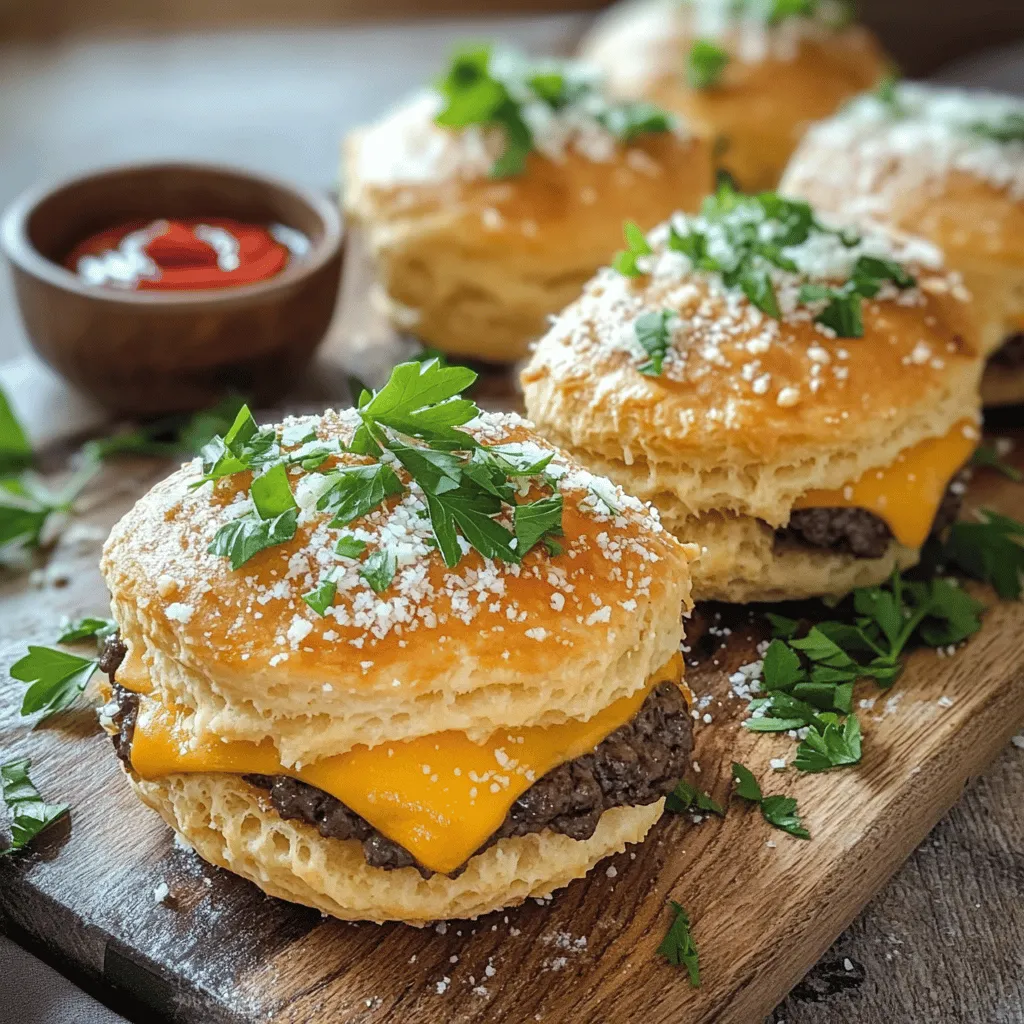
[64,217,310,291]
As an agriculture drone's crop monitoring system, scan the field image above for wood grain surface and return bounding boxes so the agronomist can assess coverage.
[2,239,1024,1022]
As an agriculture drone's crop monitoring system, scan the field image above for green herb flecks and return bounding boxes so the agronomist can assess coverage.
[941,509,1024,600]
[665,779,725,816]
[970,443,1022,482]
[687,40,729,89]
[730,763,810,838]
[634,310,677,377]
[657,901,700,985]
[434,44,673,178]
[1,759,68,856]
[969,113,1024,144]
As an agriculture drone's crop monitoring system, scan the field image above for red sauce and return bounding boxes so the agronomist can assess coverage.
[64,217,308,291]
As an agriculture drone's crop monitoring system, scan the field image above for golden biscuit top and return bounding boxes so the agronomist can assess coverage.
[102,408,693,700]
[582,0,877,92]
[345,45,689,195]
[522,195,980,460]
[782,83,1024,265]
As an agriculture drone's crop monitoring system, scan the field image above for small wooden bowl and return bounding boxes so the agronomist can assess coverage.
[1,162,344,416]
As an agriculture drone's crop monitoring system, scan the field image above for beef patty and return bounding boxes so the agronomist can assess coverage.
[102,636,693,876]
[992,334,1024,369]
[775,470,967,559]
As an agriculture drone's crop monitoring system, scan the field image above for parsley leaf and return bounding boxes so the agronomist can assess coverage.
[513,494,563,558]
[302,576,337,617]
[335,536,367,558]
[360,546,397,593]
[687,39,729,89]
[760,795,811,839]
[1,759,68,856]
[57,617,117,645]
[11,646,100,720]
[793,714,862,773]
[731,762,810,838]
[971,443,1022,482]
[665,779,725,816]
[318,463,404,528]
[250,464,296,519]
[613,220,653,276]
[207,508,298,571]
[970,113,1024,144]
[634,310,676,376]
[730,762,762,801]
[657,901,700,985]
[0,385,31,476]
[942,510,1024,599]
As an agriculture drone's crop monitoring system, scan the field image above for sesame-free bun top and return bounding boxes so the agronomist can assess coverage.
[101,410,694,769]
[578,0,886,190]
[781,82,1024,356]
[343,82,713,362]
[521,197,983,527]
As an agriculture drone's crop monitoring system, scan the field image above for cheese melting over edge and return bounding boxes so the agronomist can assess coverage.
[792,420,977,549]
[127,654,685,875]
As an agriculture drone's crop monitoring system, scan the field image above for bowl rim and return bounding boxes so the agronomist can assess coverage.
[0,160,344,307]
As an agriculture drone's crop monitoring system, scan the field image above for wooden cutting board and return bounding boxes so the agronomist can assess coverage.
[2,239,1024,1024]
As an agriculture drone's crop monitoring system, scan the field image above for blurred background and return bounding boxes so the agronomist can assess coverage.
[3,0,1024,367]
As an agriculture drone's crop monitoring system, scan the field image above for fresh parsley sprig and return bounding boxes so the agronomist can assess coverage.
[435,45,673,177]
[0,386,31,477]
[941,509,1024,600]
[971,443,1022,482]
[200,360,567,592]
[657,901,700,985]
[634,310,677,377]
[730,762,810,838]
[613,180,915,339]
[1,759,68,856]
[9,619,115,721]
[665,779,725,816]
[969,112,1024,144]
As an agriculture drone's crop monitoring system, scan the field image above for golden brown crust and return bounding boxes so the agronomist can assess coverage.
[521,235,982,529]
[579,0,886,190]
[343,93,714,361]
[101,410,695,766]
[778,98,1024,360]
[130,772,664,925]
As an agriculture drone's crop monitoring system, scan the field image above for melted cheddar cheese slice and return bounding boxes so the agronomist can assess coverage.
[792,421,977,550]
[129,654,684,875]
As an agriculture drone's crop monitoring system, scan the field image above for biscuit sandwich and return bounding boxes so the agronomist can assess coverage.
[343,43,713,363]
[98,359,697,924]
[578,0,887,191]
[781,80,1024,406]
[522,183,984,603]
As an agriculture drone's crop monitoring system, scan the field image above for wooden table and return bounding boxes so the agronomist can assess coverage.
[1,16,1023,1024]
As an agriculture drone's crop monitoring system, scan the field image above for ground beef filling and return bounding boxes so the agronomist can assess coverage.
[775,471,967,559]
[103,635,693,876]
[992,334,1024,369]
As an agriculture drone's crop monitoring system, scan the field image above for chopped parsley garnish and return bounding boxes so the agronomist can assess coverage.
[302,575,338,617]
[971,443,1022,482]
[11,647,101,720]
[657,901,700,985]
[207,507,298,571]
[614,180,917,339]
[57,617,117,645]
[745,570,986,769]
[969,112,1024,144]
[686,40,729,90]
[873,75,906,118]
[198,359,569,590]
[731,763,810,838]
[434,44,673,177]
[612,220,653,277]
[941,509,1024,600]
[665,779,725,816]
[634,310,676,377]
[0,386,31,476]
[1,759,68,856]
[360,545,397,593]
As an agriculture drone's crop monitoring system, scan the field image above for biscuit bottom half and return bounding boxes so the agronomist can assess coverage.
[131,773,663,925]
